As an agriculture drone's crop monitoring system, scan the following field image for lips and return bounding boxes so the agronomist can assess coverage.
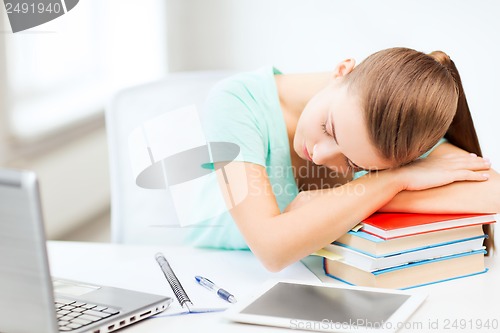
[303,144,312,161]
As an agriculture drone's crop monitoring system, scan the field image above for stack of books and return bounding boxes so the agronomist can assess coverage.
[322,213,497,289]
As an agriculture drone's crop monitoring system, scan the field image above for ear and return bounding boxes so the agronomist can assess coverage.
[332,58,356,78]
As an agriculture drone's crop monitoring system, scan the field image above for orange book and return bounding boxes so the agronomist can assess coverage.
[324,250,486,289]
[361,213,497,240]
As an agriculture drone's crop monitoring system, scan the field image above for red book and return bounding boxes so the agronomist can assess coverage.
[361,213,497,240]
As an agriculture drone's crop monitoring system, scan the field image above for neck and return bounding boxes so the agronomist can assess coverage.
[275,72,332,118]
[275,72,332,171]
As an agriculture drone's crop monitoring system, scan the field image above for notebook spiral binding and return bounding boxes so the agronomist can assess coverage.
[155,253,193,309]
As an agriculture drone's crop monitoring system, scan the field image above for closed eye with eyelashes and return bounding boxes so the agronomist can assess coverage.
[321,121,365,173]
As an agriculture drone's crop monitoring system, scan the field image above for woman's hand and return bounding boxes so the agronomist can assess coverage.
[284,153,491,213]
[394,153,491,191]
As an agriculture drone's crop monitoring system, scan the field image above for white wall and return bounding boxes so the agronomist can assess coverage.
[5,126,110,239]
[166,0,500,167]
[0,1,167,239]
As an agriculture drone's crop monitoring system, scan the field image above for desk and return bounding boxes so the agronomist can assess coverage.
[47,241,500,333]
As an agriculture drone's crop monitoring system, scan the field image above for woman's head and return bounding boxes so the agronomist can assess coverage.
[293,47,492,252]
[294,47,462,173]
[343,47,459,166]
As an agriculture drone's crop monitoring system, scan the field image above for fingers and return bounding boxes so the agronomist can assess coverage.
[453,170,490,182]
[453,154,491,171]
[469,155,491,171]
[398,153,492,191]
[434,154,491,183]
[452,155,491,181]
[441,152,489,163]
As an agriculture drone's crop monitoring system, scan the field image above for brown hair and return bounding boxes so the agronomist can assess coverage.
[344,47,494,253]
[344,47,458,165]
[427,51,494,254]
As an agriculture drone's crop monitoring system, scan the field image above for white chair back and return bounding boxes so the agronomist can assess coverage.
[105,71,233,244]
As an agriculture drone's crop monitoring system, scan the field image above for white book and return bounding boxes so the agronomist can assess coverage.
[324,236,486,272]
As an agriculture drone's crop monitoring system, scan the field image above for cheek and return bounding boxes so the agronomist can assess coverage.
[294,112,312,143]
[324,153,347,169]
[302,109,325,139]
[294,94,330,149]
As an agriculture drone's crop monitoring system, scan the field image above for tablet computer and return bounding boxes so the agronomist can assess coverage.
[225,280,426,333]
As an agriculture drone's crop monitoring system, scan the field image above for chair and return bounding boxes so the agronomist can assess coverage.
[105,71,234,245]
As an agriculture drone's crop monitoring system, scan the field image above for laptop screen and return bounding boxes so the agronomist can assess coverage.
[0,169,60,333]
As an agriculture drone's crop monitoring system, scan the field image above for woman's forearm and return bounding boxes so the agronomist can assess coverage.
[382,142,500,214]
[288,170,500,216]
[251,171,405,271]
[224,152,491,271]
[379,170,500,214]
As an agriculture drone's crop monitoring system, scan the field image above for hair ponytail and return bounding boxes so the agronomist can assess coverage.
[429,51,494,254]
[428,51,482,156]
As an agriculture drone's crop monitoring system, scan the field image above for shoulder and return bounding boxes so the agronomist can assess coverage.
[202,66,281,125]
[428,142,470,157]
[200,68,282,165]
[207,67,279,102]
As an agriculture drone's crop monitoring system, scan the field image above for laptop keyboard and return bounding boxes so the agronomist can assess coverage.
[55,298,120,331]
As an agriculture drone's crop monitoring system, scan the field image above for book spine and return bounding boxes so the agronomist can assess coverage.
[324,269,489,290]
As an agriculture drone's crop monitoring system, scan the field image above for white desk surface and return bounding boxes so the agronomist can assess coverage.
[47,241,500,333]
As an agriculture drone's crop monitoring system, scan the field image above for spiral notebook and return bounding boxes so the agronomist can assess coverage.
[153,252,228,316]
[150,249,320,317]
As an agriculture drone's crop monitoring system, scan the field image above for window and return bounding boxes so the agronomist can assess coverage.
[1,0,167,141]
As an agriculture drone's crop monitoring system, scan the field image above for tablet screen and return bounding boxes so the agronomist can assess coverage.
[240,282,410,327]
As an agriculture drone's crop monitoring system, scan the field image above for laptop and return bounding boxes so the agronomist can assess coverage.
[0,168,172,333]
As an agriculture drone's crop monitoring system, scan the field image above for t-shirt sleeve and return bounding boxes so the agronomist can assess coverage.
[200,79,268,168]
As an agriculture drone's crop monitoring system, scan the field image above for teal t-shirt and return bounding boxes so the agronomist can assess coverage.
[186,67,298,250]
[186,67,447,250]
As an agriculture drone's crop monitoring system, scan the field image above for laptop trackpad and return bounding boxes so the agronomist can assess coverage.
[53,280,100,296]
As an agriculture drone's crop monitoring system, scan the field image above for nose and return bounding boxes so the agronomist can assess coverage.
[311,141,341,166]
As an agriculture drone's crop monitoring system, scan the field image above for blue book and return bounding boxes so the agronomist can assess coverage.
[324,250,487,290]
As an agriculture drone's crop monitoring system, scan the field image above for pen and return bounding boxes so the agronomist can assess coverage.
[195,276,237,303]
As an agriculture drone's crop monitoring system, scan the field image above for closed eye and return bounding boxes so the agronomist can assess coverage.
[323,121,364,172]
[323,121,368,172]
[321,122,331,137]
